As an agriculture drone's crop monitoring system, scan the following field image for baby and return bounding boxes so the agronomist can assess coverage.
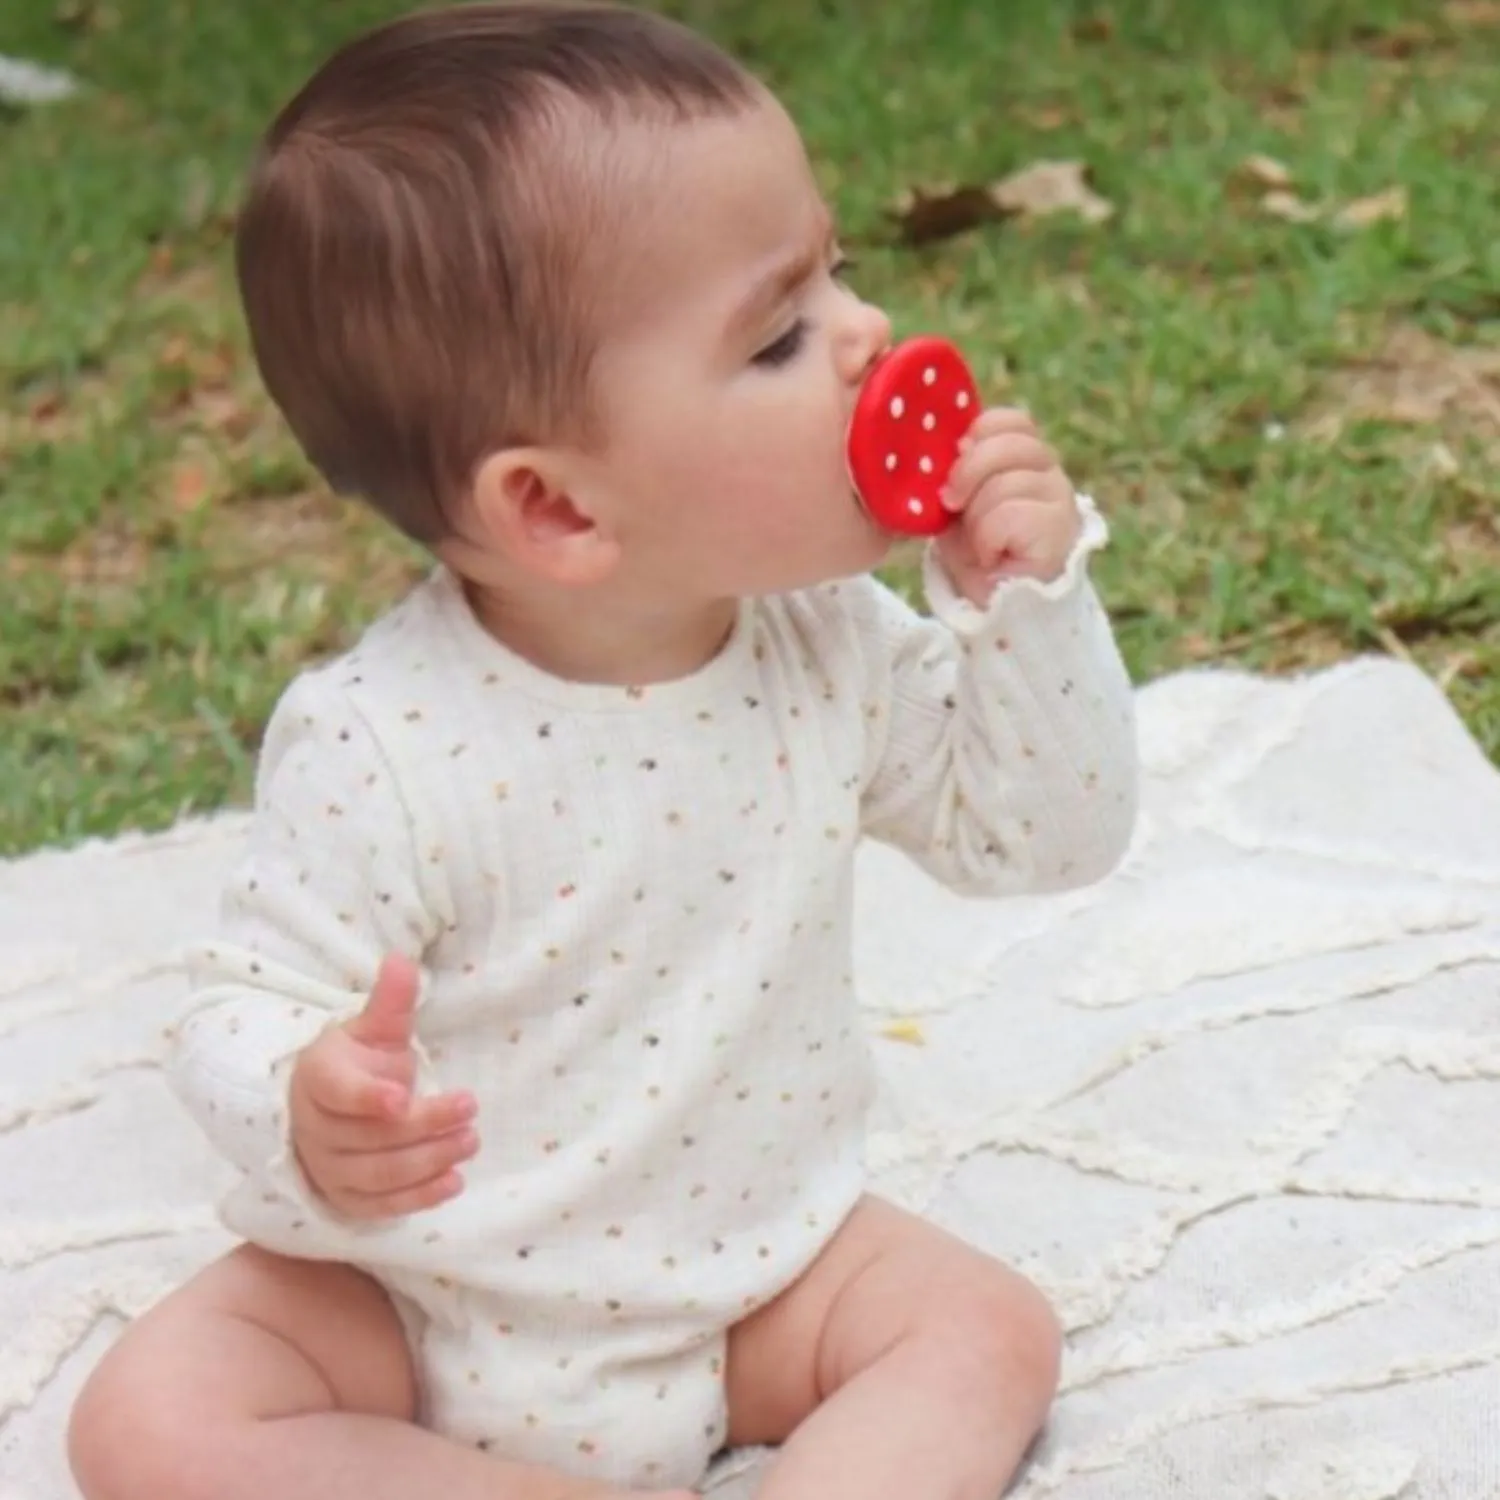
[68,6,1138,1500]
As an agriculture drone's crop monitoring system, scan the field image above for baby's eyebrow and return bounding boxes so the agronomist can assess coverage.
[726,214,838,341]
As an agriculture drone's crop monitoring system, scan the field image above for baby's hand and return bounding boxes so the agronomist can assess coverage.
[936,408,1081,606]
[289,954,479,1220]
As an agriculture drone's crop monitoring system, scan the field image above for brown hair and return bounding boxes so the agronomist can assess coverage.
[235,1,758,543]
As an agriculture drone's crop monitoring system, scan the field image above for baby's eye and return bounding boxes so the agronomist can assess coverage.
[831,255,857,282]
[752,317,809,369]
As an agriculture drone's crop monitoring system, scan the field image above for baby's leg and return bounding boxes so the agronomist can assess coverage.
[68,1243,696,1500]
[725,1197,1062,1500]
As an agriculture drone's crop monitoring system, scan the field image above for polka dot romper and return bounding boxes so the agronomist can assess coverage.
[170,497,1136,1489]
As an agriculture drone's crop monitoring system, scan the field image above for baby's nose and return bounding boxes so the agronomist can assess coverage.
[839,300,893,386]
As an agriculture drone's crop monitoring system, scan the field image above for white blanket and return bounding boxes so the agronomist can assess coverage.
[4,657,1498,1500]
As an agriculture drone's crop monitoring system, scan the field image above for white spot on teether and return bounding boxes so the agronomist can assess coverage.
[918,456,934,474]
[890,396,905,418]
[922,413,936,432]
[907,498,923,515]
[955,391,971,409]
[922,367,937,386]
[885,453,897,472]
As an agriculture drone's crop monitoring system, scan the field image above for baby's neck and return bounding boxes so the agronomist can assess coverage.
[461,576,739,689]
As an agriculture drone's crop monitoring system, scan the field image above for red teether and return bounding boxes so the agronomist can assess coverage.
[846,335,981,536]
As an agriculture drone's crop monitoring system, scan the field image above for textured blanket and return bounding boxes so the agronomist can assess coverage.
[4,657,1498,1500]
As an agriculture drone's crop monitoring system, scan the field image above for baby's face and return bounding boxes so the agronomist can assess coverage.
[579,97,896,602]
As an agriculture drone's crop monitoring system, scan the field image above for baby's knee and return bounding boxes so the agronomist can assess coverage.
[68,1338,181,1500]
[919,1266,1063,1428]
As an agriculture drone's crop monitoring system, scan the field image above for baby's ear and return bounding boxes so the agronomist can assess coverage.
[468,446,621,586]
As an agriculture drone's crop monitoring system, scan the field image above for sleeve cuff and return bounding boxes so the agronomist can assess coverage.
[922,492,1109,637]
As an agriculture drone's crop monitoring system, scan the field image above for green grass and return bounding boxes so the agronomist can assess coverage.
[3,0,1498,855]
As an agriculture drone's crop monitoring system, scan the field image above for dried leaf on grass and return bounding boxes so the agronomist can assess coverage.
[1070,13,1114,43]
[891,160,1113,246]
[1237,165,1408,229]
[992,161,1114,221]
[1352,21,1437,58]
[1234,154,1295,191]
[1260,189,1321,223]
[1332,185,1408,228]
[1444,1,1500,26]
[1306,324,1500,455]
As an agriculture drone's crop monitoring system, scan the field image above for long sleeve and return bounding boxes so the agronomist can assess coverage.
[168,672,451,1221]
[857,495,1138,896]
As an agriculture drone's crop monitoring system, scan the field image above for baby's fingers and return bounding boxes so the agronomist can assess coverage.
[300,1043,408,1121]
[944,432,1057,511]
[313,1089,478,1151]
[330,1168,468,1222]
[328,1125,480,1202]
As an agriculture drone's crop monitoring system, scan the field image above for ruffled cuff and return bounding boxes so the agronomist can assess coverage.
[922,492,1109,638]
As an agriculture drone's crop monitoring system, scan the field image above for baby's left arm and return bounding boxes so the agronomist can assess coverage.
[854,413,1138,896]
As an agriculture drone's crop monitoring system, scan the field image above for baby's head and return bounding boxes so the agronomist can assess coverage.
[237,1,894,606]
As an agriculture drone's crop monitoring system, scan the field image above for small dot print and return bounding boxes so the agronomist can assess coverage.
[538,723,553,738]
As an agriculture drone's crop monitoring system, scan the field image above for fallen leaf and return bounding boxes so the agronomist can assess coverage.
[1260,189,1321,223]
[990,160,1114,223]
[1235,153,1294,191]
[890,183,1007,246]
[1352,20,1436,57]
[1016,104,1072,132]
[1071,13,1114,42]
[1333,186,1408,229]
[889,160,1113,246]
[1443,0,1500,25]
[880,1019,926,1047]
[1304,324,1500,456]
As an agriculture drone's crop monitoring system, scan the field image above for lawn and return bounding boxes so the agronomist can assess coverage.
[2,0,1497,856]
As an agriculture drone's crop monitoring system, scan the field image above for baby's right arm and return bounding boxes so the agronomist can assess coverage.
[169,673,472,1223]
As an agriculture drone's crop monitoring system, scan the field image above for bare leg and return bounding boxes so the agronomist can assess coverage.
[68,1244,697,1500]
[725,1197,1062,1500]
